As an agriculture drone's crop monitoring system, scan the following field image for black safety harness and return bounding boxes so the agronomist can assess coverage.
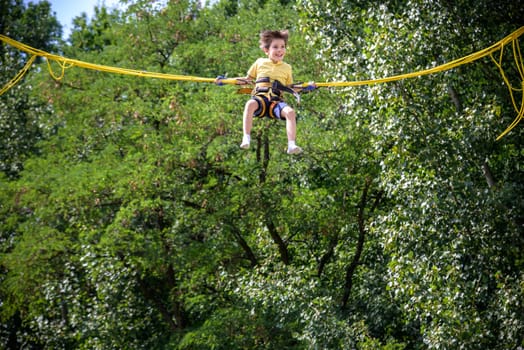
[253,77,301,104]
[247,77,300,119]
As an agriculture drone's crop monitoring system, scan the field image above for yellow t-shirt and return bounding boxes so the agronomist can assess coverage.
[247,58,293,86]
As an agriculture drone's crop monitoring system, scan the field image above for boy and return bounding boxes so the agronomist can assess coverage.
[218,30,313,154]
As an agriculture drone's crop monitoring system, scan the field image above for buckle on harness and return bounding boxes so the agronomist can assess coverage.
[255,77,271,84]
[255,86,271,94]
[255,77,301,104]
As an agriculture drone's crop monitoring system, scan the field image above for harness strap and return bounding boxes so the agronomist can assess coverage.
[255,77,271,84]
[255,77,301,104]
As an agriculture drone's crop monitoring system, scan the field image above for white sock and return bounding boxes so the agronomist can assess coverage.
[243,134,251,144]
[288,140,296,149]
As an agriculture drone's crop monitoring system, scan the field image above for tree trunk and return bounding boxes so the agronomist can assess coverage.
[342,179,371,308]
[230,223,258,267]
[257,127,290,264]
[266,216,290,265]
[482,161,496,188]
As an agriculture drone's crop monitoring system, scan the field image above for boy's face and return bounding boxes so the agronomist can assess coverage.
[264,38,286,63]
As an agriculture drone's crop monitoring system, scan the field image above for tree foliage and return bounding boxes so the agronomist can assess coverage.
[0,0,61,178]
[300,0,524,347]
[1,0,523,348]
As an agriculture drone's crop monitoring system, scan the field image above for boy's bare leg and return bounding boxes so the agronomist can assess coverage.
[282,106,302,154]
[241,99,258,149]
[282,107,296,141]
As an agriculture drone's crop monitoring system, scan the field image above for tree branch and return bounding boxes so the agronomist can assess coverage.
[257,129,270,183]
[317,232,339,277]
[482,161,496,188]
[266,215,290,265]
[137,271,187,331]
[342,178,372,308]
[254,127,289,264]
[447,84,462,112]
[228,222,258,267]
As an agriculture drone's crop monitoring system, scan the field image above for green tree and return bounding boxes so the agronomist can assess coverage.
[3,0,332,347]
[0,0,62,347]
[0,0,61,178]
[299,0,524,347]
[2,0,522,348]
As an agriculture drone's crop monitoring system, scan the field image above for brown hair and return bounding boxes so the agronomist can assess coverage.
[259,30,289,50]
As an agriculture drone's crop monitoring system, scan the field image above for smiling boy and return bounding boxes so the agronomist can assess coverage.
[218,30,304,154]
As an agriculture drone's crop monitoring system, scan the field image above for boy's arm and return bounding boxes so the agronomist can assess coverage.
[235,76,253,85]
[215,75,253,85]
[291,81,317,92]
[287,67,315,92]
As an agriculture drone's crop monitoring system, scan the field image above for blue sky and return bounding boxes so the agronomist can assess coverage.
[28,0,123,38]
[28,1,214,38]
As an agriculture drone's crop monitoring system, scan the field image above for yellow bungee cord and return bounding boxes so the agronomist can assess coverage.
[1,26,523,139]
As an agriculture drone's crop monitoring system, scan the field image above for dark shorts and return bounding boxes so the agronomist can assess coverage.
[252,94,288,120]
